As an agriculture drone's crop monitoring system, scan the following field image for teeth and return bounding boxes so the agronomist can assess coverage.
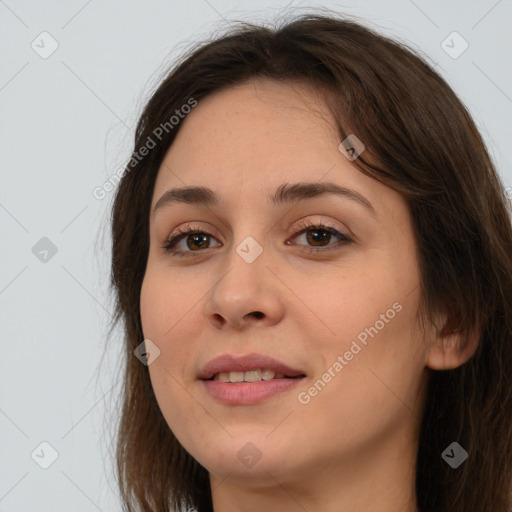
[244,369,262,382]
[262,369,275,380]
[212,368,290,382]
[229,371,245,382]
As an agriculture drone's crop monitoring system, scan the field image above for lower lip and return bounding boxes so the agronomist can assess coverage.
[202,378,304,405]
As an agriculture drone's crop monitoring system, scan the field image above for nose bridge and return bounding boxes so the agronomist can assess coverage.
[204,231,284,328]
[215,233,267,303]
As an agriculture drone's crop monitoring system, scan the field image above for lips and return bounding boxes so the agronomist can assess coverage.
[197,353,306,381]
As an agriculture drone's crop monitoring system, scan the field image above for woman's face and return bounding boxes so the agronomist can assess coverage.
[140,79,431,489]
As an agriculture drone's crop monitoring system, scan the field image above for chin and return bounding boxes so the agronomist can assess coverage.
[189,434,303,482]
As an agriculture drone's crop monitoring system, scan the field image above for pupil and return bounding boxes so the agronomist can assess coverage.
[188,234,209,250]
[307,229,330,246]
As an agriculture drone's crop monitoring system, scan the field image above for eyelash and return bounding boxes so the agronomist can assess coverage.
[161,220,354,258]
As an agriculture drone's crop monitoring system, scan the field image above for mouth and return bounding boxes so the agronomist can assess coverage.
[207,368,305,383]
[198,353,307,404]
[197,353,307,381]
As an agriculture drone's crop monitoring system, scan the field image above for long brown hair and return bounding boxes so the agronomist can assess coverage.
[110,13,512,512]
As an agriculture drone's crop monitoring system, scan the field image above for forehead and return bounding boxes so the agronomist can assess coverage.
[154,81,366,195]
[150,79,405,228]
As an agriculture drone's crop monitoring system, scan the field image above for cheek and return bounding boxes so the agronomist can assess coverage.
[140,266,203,343]
[140,271,172,339]
[140,271,206,438]
[294,256,415,352]
[294,253,425,410]
[303,288,425,429]
[139,269,199,389]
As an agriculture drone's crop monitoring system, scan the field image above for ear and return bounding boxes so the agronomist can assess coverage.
[426,314,481,370]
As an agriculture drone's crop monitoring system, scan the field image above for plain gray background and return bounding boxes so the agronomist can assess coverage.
[1,0,511,510]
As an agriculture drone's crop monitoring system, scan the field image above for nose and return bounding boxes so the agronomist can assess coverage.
[203,241,285,331]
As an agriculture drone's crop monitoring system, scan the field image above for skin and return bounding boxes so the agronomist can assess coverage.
[140,79,478,512]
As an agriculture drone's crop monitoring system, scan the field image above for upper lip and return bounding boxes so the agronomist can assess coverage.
[198,353,306,380]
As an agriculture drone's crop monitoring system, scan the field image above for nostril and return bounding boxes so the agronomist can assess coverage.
[251,311,264,319]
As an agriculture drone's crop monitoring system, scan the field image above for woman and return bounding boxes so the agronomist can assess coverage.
[110,13,512,512]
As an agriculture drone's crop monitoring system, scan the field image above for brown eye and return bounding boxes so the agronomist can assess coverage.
[184,233,211,250]
[302,228,335,246]
[288,221,353,253]
[163,227,222,256]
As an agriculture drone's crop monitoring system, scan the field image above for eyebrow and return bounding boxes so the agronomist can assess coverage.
[153,182,376,216]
